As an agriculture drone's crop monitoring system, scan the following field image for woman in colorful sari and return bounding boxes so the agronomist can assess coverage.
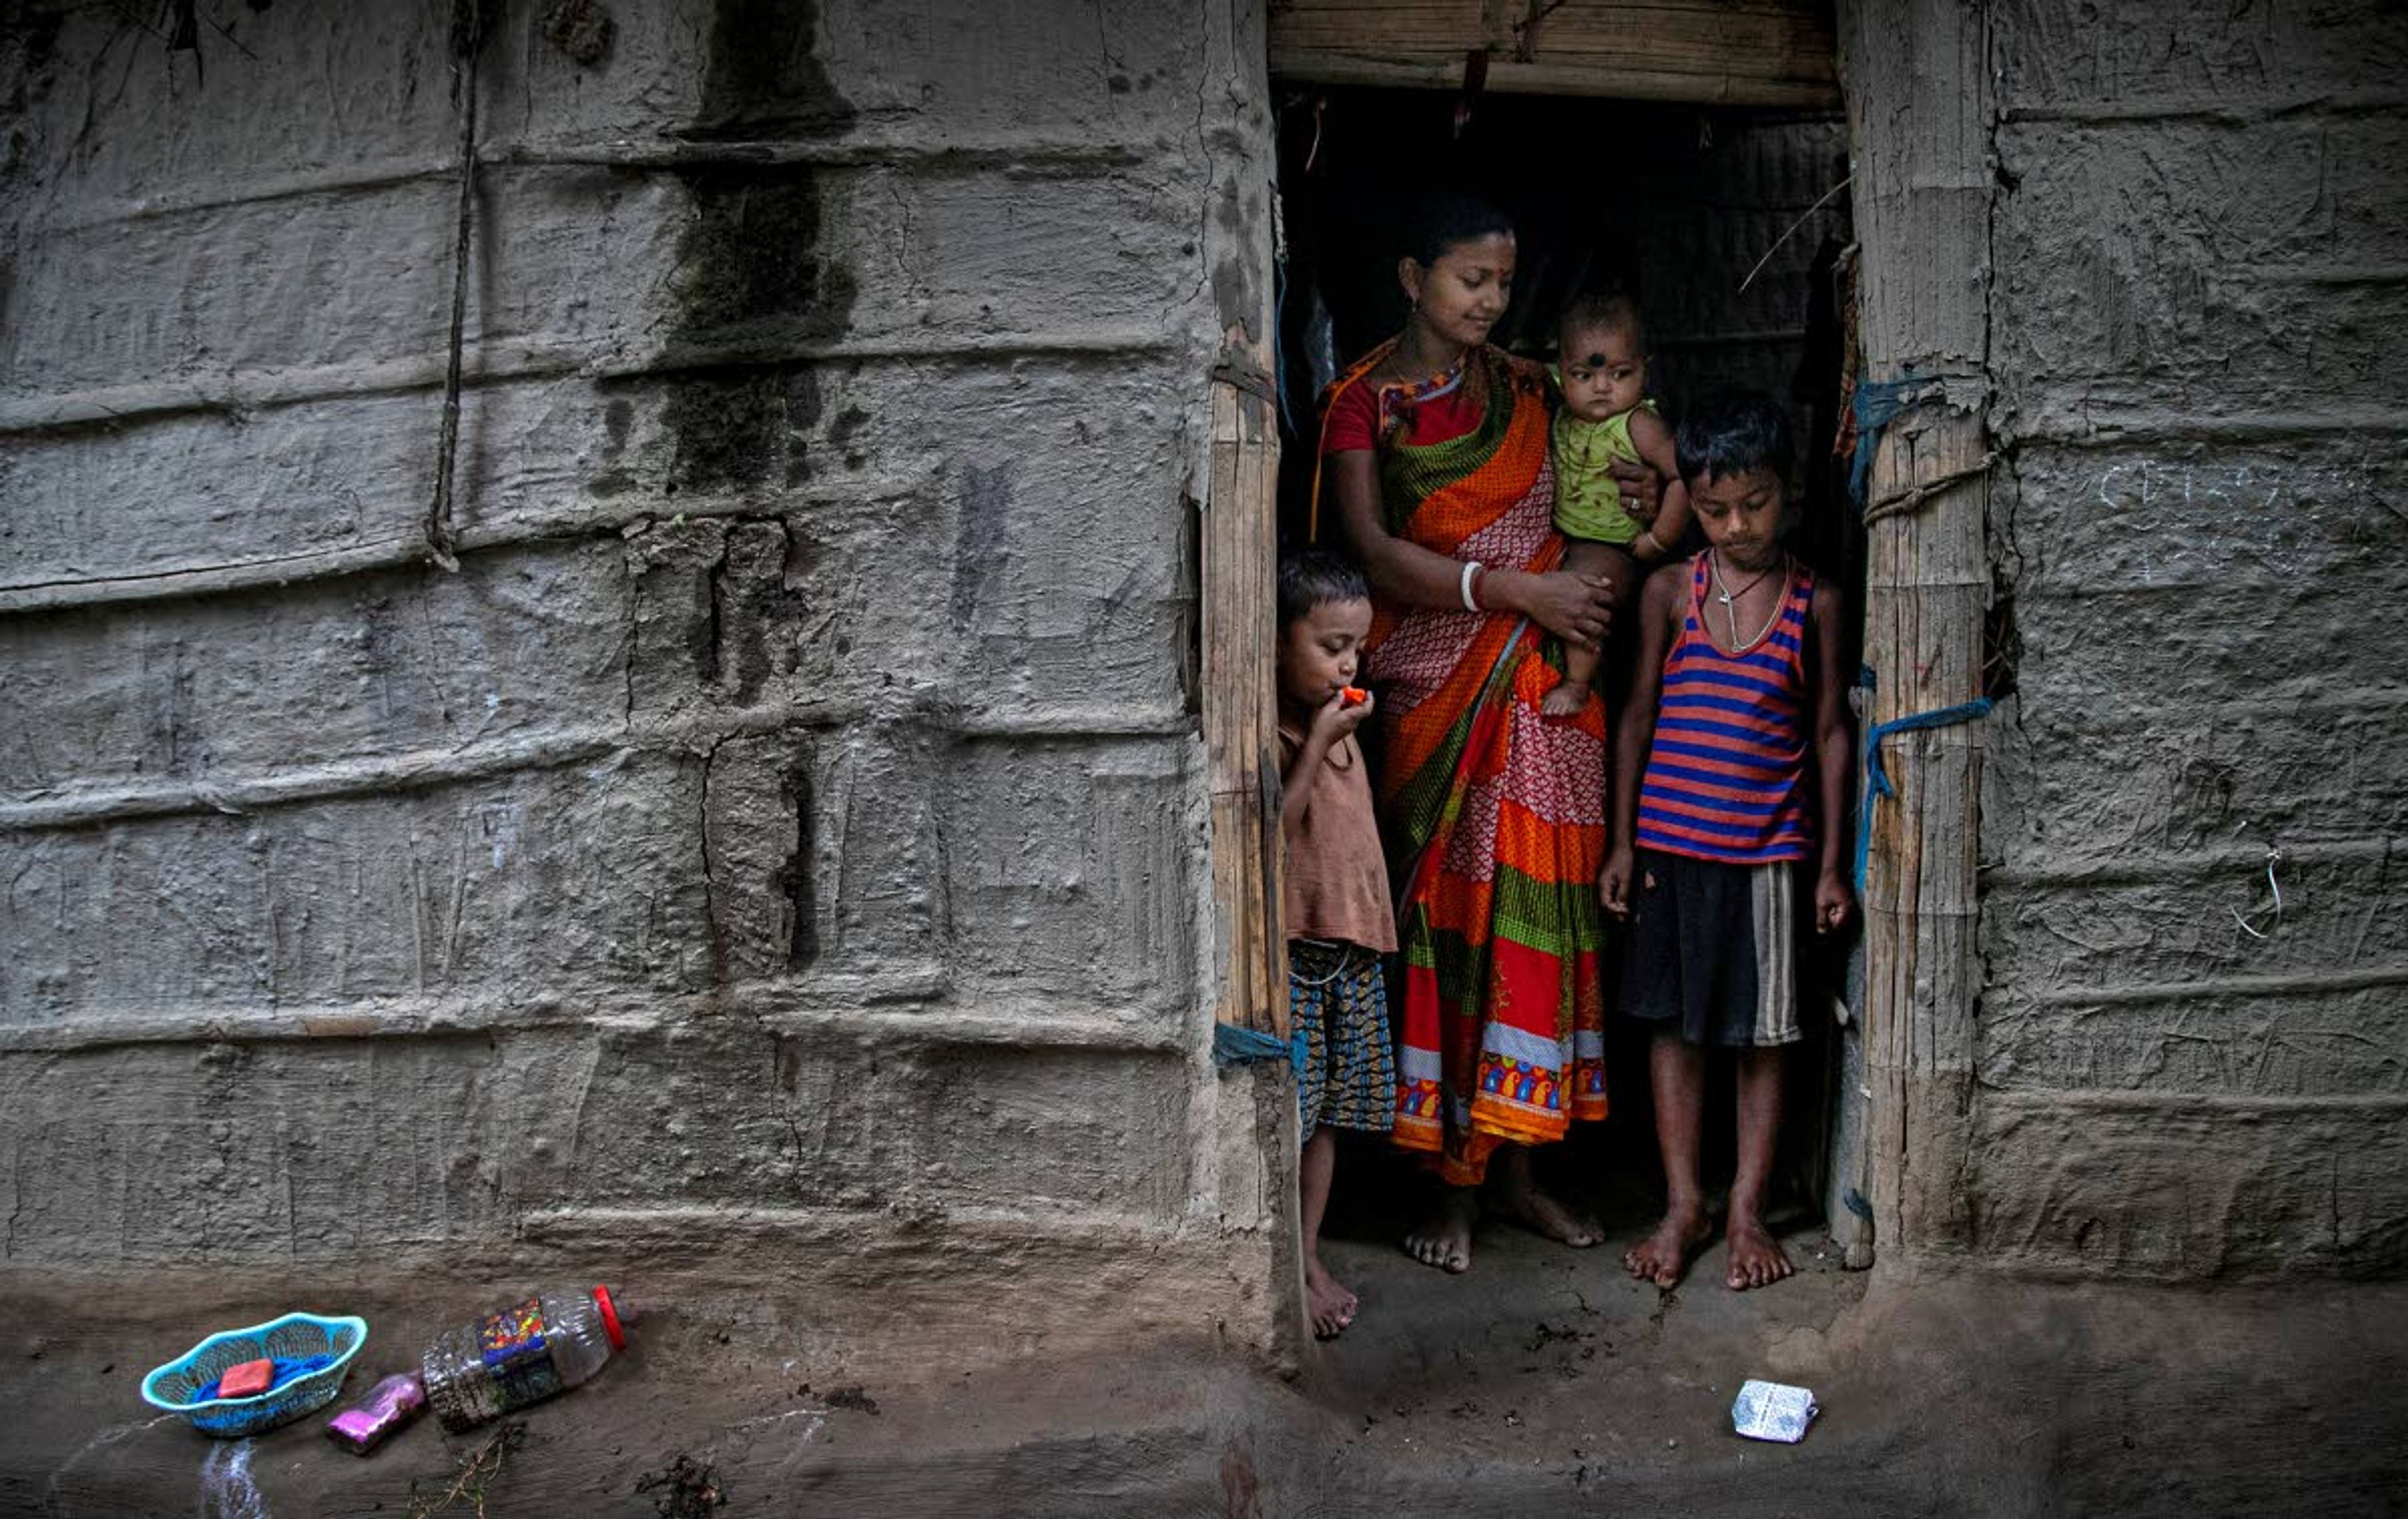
[1318,194,1657,1273]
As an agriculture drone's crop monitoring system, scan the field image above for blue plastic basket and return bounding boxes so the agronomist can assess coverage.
[140,1311,368,1437]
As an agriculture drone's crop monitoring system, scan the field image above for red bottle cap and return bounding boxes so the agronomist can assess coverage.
[593,1284,627,1350]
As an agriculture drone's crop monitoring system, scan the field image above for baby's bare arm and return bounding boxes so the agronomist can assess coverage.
[1627,408,1691,551]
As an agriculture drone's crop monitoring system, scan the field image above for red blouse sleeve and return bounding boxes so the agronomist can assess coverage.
[1319,377,1379,455]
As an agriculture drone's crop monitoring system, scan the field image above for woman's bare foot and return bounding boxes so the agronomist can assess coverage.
[1724,1216,1795,1291]
[1623,1202,1712,1288]
[1402,1188,1478,1274]
[1492,1154,1604,1247]
[1305,1256,1359,1338]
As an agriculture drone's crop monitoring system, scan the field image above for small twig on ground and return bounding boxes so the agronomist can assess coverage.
[409,1420,528,1519]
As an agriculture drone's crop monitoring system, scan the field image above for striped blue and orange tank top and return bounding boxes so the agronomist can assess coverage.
[1635,553,1816,864]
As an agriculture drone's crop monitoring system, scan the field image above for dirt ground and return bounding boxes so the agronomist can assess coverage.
[9,1185,2405,1519]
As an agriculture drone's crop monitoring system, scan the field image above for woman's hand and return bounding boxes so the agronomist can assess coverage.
[1492,566,1615,651]
[1609,457,1664,526]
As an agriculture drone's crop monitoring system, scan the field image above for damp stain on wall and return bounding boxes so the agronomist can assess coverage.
[656,0,860,498]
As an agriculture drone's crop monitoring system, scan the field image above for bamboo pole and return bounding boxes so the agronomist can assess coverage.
[1201,347,1307,1366]
[1203,365,1286,1040]
[1834,0,1994,1267]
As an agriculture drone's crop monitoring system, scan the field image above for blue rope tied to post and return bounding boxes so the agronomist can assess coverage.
[1847,375,1992,899]
[1854,697,1995,894]
[1848,377,1926,514]
[1213,1022,1307,1079]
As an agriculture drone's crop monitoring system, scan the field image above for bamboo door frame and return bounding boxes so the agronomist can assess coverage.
[1830,0,1993,1268]
[1202,342,1308,1363]
[1208,6,1984,1354]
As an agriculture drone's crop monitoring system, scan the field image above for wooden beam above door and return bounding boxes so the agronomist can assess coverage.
[1267,0,1840,109]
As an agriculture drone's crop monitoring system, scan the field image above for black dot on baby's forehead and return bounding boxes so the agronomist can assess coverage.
[1582,351,1608,368]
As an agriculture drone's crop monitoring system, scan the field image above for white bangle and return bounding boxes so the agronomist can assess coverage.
[1459,559,1483,611]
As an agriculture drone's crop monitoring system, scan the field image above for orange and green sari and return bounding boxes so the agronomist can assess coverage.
[1320,341,1610,1186]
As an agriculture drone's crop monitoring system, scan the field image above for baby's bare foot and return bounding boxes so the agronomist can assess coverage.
[1540,684,1589,720]
[1724,1217,1795,1291]
[1402,1188,1478,1274]
[1305,1257,1359,1338]
[1623,1203,1712,1289]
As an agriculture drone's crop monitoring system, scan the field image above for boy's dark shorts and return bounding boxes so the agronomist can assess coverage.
[1620,849,1804,1048]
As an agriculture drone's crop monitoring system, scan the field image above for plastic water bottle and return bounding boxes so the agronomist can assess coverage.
[419,1284,629,1432]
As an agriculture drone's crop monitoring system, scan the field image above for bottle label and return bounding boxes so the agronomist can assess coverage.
[477,1297,562,1409]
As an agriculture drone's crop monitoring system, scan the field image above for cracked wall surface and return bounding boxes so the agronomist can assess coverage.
[1975,0,2408,1278]
[0,0,1284,1358]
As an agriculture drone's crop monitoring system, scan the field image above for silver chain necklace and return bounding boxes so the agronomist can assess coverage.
[1708,551,1786,650]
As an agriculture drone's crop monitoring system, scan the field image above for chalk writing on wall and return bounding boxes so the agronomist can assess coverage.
[2075,458,2391,585]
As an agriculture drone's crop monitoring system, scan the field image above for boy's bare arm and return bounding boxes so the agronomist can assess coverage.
[1627,409,1692,555]
[1600,566,1679,913]
[1279,730,1332,838]
[1615,566,1682,844]
[1807,579,1855,930]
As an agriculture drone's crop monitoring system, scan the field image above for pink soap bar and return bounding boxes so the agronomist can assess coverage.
[325,1372,428,1456]
[218,1358,275,1398]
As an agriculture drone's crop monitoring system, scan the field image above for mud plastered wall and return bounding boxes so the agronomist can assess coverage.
[1977,0,2408,1277]
[0,0,1282,1355]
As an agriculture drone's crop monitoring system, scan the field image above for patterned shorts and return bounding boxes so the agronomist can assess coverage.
[1290,939,1397,1135]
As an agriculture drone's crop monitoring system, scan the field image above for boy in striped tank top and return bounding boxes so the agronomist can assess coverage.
[1600,389,1854,1293]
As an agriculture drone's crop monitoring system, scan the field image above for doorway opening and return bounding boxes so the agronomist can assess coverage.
[1269,82,1862,1276]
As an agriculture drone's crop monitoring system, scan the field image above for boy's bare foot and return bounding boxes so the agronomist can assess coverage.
[1403,1188,1477,1274]
[1623,1202,1712,1288]
[1492,1162,1604,1248]
[1724,1217,1795,1291]
[1305,1257,1359,1338]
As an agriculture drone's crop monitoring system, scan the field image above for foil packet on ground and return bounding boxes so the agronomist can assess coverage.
[325,1372,428,1455]
[1730,1379,1817,1442]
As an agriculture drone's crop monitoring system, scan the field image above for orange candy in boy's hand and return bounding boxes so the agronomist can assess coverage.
[1340,686,1368,707]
